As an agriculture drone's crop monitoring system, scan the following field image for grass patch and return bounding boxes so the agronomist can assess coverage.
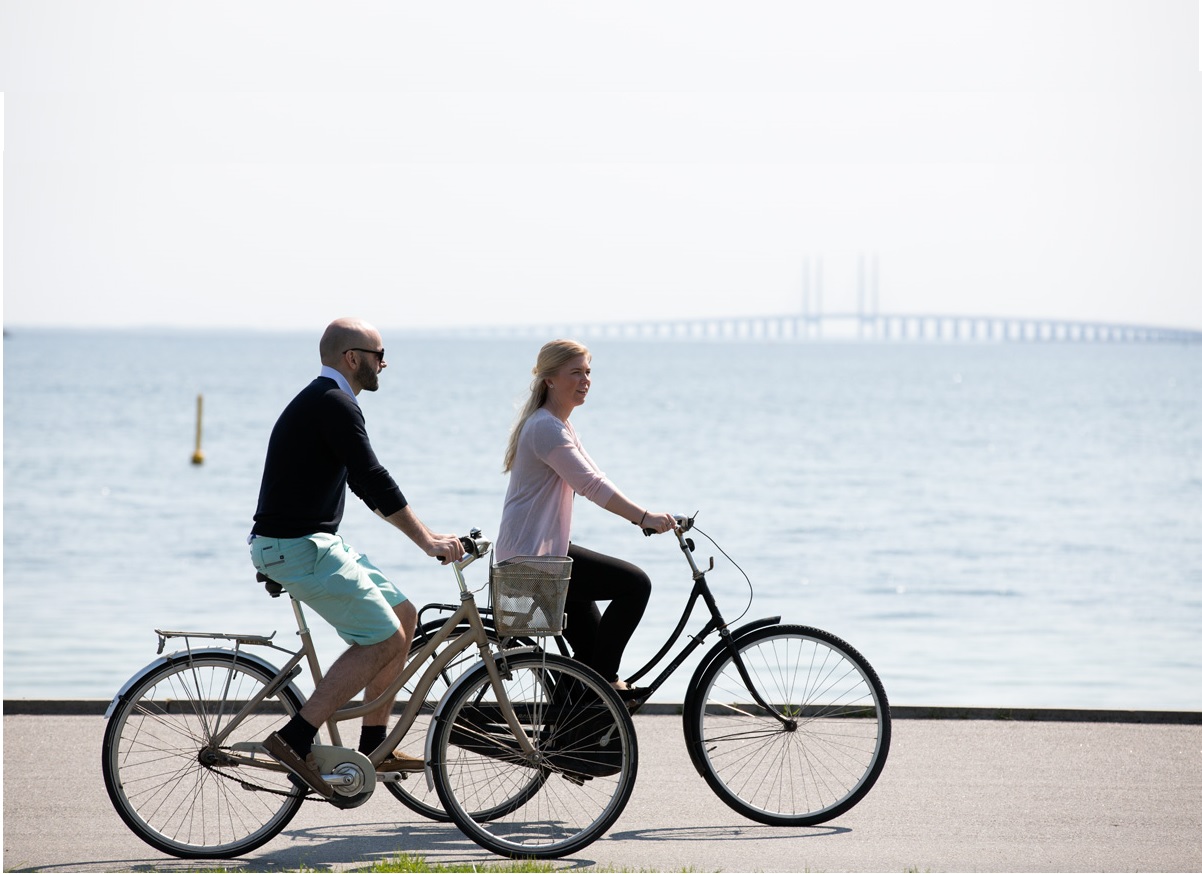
[358,855,555,873]
[95,853,697,874]
[356,856,697,873]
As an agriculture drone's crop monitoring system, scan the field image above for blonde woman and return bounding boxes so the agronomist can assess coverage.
[496,340,676,693]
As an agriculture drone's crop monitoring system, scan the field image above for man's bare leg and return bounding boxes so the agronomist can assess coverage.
[356,602,426,770]
[299,630,407,729]
[266,602,422,792]
[264,630,406,798]
[361,600,418,727]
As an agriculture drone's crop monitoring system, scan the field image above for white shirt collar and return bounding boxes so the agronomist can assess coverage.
[319,365,359,405]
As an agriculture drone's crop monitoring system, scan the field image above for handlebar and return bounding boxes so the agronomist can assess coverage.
[435,528,493,567]
[642,513,696,537]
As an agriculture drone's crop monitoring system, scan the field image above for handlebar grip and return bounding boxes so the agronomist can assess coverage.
[644,513,693,536]
[431,529,491,565]
[433,535,477,564]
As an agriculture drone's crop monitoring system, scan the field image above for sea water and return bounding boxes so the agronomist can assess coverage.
[4,329,1201,709]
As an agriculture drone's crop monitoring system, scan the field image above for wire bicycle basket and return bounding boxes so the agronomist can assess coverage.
[488,556,572,636]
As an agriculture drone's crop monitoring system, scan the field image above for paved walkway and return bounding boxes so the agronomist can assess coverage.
[4,712,1201,872]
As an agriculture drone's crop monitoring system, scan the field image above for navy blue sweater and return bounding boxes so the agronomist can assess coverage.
[251,377,407,538]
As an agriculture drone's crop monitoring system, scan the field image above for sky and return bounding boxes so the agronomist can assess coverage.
[2,0,1201,332]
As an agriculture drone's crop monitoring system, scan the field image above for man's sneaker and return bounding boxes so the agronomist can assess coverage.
[263,732,334,799]
[376,750,426,773]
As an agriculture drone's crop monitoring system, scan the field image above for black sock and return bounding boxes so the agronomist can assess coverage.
[359,724,388,756]
[279,714,318,758]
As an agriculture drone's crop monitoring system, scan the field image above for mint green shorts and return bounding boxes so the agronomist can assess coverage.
[249,532,406,646]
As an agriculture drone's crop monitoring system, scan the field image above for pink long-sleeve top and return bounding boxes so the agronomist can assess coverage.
[495,408,617,562]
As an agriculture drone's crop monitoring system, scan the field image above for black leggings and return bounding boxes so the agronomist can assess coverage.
[562,544,652,684]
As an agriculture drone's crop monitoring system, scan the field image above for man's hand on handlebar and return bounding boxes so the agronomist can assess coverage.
[427,533,467,565]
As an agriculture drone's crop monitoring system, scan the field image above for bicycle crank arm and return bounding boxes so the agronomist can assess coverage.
[374,770,413,784]
[229,741,377,793]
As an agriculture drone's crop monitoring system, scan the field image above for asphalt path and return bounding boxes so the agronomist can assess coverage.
[4,712,1201,872]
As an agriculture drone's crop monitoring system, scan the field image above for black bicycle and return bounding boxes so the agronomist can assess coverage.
[391,512,890,827]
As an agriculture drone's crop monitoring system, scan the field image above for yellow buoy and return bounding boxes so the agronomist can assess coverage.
[191,394,205,465]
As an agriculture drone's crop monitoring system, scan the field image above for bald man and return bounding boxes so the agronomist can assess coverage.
[249,317,462,798]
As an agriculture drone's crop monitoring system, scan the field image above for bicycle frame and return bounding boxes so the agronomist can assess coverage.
[150,536,540,779]
[617,517,793,727]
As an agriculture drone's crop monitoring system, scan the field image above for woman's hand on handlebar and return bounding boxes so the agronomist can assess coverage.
[640,511,677,536]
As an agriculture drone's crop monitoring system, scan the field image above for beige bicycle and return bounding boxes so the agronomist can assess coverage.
[101,529,638,860]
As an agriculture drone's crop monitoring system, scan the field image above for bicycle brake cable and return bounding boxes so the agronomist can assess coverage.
[691,524,754,627]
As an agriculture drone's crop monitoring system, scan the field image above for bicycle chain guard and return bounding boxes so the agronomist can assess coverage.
[311,745,376,809]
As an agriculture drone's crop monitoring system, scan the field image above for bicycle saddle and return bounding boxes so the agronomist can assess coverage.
[255,571,286,598]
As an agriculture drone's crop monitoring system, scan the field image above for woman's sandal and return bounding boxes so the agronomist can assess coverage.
[615,685,646,702]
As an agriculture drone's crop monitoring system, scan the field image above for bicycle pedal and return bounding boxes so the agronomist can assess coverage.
[230,741,268,754]
[327,790,372,810]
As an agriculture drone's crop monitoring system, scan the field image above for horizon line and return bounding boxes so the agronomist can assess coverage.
[9,309,1202,338]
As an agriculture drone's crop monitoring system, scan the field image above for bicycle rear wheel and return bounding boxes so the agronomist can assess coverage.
[384,617,541,821]
[430,651,638,859]
[684,624,890,826]
[102,651,306,858]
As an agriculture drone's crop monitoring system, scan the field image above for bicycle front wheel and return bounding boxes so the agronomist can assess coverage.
[101,651,306,858]
[430,651,638,859]
[684,624,890,826]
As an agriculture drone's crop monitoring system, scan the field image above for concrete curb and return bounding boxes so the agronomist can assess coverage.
[887,705,1202,723]
[4,698,1200,723]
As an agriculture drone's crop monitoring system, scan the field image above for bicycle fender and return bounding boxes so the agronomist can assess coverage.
[691,616,782,684]
[425,645,544,727]
[422,645,545,792]
[681,617,782,722]
[103,647,305,719]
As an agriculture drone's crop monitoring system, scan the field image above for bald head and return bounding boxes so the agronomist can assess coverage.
[318,318,388,395]
[319,318,379,367]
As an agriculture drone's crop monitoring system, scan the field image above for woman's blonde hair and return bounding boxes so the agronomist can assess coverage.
[503,339,591,473]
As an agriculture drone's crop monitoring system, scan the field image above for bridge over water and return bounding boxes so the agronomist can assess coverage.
[463,311,1202,344]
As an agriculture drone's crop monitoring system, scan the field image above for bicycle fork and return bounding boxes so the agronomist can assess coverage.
[678,534,796,731]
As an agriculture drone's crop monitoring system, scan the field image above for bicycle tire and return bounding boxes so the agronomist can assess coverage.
[102,650,307,858]
[683,623,890,826]
[430,651,638,859]
[384,618,544,822]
